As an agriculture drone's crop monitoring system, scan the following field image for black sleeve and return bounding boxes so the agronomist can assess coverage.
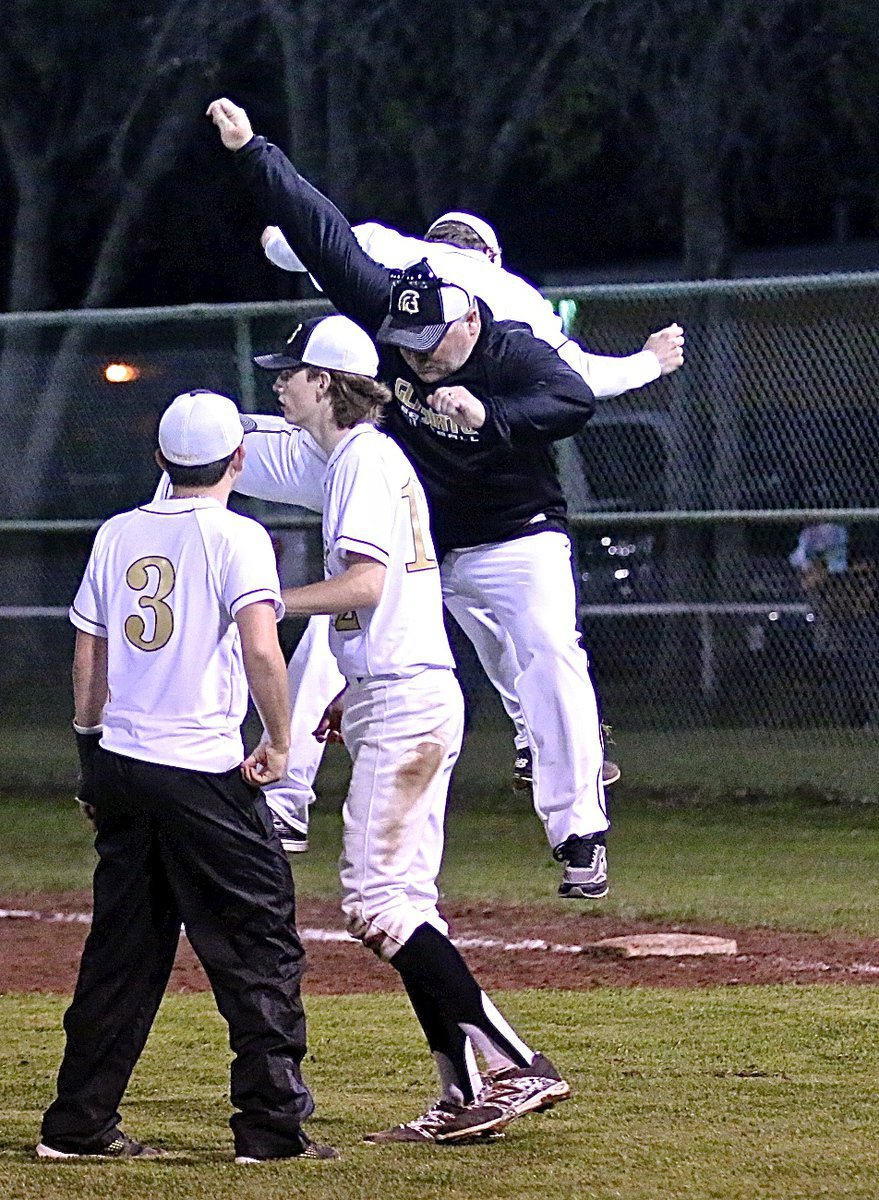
[235,136,391,335]
[479,328,596,449]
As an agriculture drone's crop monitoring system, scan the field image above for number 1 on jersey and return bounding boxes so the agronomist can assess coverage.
[402,480,437,574]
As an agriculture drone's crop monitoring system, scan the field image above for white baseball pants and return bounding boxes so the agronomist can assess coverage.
[339,668,464,961]
[441,530,608,848]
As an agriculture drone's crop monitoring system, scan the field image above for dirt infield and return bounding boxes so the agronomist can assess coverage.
[2,891,878,992]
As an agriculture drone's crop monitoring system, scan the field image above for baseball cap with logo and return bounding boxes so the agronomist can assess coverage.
[158,390,248,466]
[253,314,380,377]
[376,259,474,353]
[425,211,502,265]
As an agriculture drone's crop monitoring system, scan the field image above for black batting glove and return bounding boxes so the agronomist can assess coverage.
[73,723,102,827]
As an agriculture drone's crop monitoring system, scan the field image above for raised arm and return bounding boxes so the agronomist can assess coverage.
[208,98,391,335]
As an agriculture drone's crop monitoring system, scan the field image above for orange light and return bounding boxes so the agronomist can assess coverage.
[104,362,141,383]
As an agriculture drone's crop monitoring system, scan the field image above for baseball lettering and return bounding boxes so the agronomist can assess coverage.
[124,556,176,651]
[402,480,438,573]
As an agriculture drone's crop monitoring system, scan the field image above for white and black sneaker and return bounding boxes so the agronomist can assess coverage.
[36,1128,165,1159]
[477,1052,571,1118]
[514,748,621,791]
[553,832,609,899]
[512,747,533,791]
[272,815,309,853]
[365,1098,509,1144]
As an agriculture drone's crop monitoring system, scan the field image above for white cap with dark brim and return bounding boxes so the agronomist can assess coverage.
[158,390,247,467]
[253,314,380,377]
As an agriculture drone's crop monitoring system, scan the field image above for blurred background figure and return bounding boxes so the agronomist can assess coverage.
[790,522,879,729]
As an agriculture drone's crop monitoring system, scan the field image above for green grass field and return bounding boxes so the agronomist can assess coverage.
[2,729,878,1199]
[2,989,877,1200]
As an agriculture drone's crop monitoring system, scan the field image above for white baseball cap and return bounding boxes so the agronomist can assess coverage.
[425,211,502,264]
[158,390,247,466]
[253,314,380,377]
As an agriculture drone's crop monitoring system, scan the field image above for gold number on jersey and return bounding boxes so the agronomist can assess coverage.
[334,610,362,631]
[402,480,437,573]
[124,556,176,651]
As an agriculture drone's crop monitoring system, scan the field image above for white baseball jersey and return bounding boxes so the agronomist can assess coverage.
[262,223,661,399]
[321,423,454,680]
[153,414,329,510]
[70,497,283,772]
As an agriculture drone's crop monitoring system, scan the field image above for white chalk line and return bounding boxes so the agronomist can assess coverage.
[0,909,582,956]
[3,909,878,973]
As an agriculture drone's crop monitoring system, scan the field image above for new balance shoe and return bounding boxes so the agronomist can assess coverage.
[272,814,309,853]
[477,1052,571,1118]
[235,1131,338,1162]
[512,747,533,791]
[513,748,621,791]
[364,1098,508,1144]
[36,1128,165,1159]
[553,832,609,899]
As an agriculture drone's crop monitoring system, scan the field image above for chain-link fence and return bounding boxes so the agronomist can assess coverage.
[3,273,879,793]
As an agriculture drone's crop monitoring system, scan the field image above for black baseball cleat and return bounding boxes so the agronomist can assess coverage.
[36,1128,165,1159]
[513,748,621,791]
[553,832,609,899]
[512,747,533,791]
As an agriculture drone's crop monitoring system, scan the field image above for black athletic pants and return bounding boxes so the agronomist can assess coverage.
[41,749,313,1159]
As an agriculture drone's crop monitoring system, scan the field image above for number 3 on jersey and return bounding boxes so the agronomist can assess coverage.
[402,479,437,574]
[124,556,176,651]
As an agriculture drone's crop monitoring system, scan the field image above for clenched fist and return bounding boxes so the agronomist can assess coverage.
[206,98,254,152]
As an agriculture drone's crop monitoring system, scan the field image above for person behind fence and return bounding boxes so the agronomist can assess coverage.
[37,390,336,1164]
[790,521,879,728]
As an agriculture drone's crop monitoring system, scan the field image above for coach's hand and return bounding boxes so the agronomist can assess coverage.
[426,385,486,429]
[643,324,685,376]
[207,98,254,151]
[241,741,288,787]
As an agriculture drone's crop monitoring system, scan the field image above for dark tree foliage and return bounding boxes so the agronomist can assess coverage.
[0,0,878,311]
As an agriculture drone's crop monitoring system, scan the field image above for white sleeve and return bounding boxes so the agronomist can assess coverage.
[263,227,307,272]
[152,473,172,501]
[262,221,426,274]
[224,520,285,621]
[352,223,437,269]
[331,450,393,567]
[69,529,108,636]
[235,418,328,511]
[557,341,662,398]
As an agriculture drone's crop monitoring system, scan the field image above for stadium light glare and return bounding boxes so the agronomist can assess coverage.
[104,362,141,383]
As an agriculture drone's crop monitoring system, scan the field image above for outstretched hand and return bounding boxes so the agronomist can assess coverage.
[206,98,254,151]
[643,324,685,376]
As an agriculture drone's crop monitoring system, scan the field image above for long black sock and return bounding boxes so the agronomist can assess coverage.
[399,974,479,1103]
[391,923,532,1069]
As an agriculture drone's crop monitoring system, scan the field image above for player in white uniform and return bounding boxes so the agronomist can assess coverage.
[39,390,335,1163]
[257,313,572,1144]
[257,213,684,846]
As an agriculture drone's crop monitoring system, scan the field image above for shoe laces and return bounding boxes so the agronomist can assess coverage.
[553,833,603,865]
